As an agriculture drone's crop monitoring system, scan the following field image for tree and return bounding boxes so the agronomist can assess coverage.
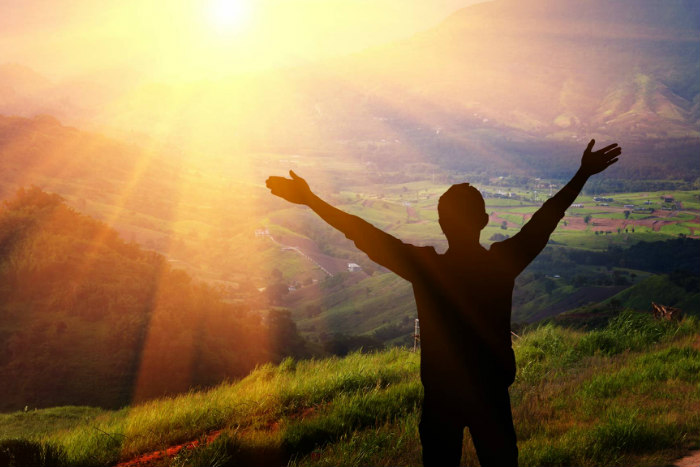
[543,278,557,294]
[267,309,308,359]
[266,282,289,305]
[270,268,284,281]
[321,333,383,356]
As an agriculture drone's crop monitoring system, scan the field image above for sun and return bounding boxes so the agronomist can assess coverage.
[207,0,251,33]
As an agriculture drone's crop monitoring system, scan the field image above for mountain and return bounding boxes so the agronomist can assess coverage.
[2,0,698,179]
[313,0,700,172]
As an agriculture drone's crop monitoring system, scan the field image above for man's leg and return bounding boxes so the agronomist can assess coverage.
[419,398,464,467]
[467,388,518,467]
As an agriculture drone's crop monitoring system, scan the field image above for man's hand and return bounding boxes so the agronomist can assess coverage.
[580,139,622,176]
[265,170,313,205]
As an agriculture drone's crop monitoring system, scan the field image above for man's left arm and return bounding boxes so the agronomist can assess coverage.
[501,139,622,273]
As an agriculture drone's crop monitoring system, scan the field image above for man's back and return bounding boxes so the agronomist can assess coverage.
[412,245,516,396]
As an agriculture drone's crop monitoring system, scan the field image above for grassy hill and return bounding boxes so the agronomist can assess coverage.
[0,187,310,412]
[1,312,698,467]
[607,274,700,312]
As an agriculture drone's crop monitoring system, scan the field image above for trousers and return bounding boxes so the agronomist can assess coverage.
[418,386,518,467]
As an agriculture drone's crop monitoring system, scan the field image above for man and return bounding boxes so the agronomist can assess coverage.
[266,139,621,466]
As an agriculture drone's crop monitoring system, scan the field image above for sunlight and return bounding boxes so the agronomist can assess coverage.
[207,0,251,34]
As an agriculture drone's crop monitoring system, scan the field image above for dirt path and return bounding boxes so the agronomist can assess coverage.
[114,430,223,467]
[112,407,319,467]
[674,450,700,467]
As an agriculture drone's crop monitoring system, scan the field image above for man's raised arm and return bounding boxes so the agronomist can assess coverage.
[266,171,417,280]
[501,139,622,273]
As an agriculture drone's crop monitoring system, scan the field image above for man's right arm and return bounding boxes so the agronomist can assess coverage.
[266,171,418,280]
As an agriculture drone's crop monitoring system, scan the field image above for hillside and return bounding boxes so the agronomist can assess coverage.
[0,187,309,412]
[1,312,698,467]
[1,113,697,348]
[0,114,328,299]
[280,235,700,342]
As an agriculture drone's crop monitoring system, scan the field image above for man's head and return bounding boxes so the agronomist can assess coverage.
[438,183,488,243]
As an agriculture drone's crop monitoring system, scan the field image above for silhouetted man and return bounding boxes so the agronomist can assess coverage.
[266,139,621,467]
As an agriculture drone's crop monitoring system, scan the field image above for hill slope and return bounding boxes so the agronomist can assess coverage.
[0,187,308,411]
[1,312,698,467]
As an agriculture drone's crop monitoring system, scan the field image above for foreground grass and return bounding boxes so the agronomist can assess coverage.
[1,312,698,467]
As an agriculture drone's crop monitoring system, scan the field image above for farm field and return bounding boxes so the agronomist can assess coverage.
[4,135,696,343]
[262,170,699,340]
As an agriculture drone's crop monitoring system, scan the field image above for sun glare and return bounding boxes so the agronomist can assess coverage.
[208,0,250,33]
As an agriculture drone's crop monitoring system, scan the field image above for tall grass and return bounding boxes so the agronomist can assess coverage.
[45,348,420,466]
[1,314,698,467]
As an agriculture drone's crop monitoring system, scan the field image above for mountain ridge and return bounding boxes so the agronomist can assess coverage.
[0,0,697,162]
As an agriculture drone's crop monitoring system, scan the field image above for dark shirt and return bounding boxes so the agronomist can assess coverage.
[342,193,569,403]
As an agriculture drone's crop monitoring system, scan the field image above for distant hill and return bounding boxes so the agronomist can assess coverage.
[0,0,698,180]
[1,0,697,179]
[0,187,308,411]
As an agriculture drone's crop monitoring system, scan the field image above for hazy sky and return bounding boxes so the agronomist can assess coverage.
[0,0,488,82]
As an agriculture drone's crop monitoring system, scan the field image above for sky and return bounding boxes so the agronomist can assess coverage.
[0,0,487,82]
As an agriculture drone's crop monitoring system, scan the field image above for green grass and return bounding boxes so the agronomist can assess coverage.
[497,213,526,226]
[0,407,106,440]
[606,275,700,312]
[2,314,698,467]
[296,273,415,338]
[659,223,692,235]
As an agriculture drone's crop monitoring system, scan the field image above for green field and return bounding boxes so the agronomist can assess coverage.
[1,313,698,467]
[264,182,699,342]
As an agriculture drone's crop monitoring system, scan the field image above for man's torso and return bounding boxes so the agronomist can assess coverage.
[410,243,517,401]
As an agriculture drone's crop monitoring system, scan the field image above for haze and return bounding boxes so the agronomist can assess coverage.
[0,0,486,82]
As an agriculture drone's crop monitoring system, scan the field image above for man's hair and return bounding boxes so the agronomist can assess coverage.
[438,183,485,222]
